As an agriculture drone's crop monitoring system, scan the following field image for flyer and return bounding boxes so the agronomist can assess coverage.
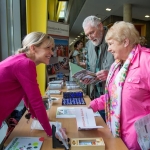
[74,107,103,130]
[134,114,150,150]
[5,137,44,150]
[56,107,100,118]
[72,69,99,85]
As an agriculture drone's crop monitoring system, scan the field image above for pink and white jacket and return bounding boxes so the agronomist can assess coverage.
[90,45,150,150]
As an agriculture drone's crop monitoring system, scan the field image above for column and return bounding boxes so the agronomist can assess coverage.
[26,0,48,96]
[123,4,132,22]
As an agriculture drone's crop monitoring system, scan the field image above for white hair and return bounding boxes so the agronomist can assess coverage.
[82,16,101,29]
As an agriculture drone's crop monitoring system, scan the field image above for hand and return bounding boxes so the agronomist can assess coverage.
[87,104,92,109]
[96,70,109,81]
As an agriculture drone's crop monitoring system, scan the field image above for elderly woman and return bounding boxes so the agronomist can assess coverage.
[89,21,150,150]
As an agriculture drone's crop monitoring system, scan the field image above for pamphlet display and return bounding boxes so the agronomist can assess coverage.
[5,137,44,150]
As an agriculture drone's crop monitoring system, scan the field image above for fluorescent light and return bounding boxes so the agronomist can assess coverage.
[145,15,150,18]
[106,8,111,11]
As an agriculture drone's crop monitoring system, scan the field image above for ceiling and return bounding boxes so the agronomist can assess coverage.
[67,0,150,45]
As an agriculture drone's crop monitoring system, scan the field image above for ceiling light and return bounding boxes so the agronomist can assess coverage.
[145,15,150,18]
[106,8,111,11]
[78,36,80,38]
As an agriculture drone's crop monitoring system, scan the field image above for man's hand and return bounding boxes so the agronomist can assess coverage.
[96,70,109,81]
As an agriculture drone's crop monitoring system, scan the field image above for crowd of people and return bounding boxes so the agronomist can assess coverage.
[0,14,150,150]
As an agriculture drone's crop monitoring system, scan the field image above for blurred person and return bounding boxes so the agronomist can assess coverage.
[72,40,86,68]
[89,21,150,150]
[0,32,54,136]
[82,15,114,121]
[139,36,150,48]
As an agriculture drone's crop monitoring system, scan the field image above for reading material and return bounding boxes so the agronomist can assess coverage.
[74,107,103,130]
[31,120,61,130]
[134,114,150,150]
[72,69,99,84]
[56,107,100,118]
[5,137,44,150]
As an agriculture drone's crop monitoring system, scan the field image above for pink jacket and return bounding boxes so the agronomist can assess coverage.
[90,45,150,150]
[0,53,52,136]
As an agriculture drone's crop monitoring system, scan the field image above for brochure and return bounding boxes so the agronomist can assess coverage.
[134,114,150,150]
[5,137,44,150]
[72,69,99,84]
[74,107,103,130]
[56,107,100,118]
[31,120,61,130]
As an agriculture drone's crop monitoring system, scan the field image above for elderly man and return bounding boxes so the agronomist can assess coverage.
[82,16,114,121]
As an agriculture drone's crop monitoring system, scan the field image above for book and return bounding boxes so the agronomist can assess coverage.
[5,137,44,150]
[134,114,150,150]
[72,69,99,85]
[56,107,100,118]
[74,107,103,130]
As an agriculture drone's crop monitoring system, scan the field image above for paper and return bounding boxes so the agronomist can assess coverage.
[5,137,44,150]
[74,107,103,130]
[56,107,100,118]
[46,90,61,95]
[134,114,150,150]
[31,120,61,130]
[72,69,99,84]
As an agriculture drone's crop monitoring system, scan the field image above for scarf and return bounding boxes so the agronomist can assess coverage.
[105,48,136,137]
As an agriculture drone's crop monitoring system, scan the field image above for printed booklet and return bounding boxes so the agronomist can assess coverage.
[5,137,44,150]
[74,107,103,130]
[72,69,99,84]
[56,107,100,118]
[134,114,150,150]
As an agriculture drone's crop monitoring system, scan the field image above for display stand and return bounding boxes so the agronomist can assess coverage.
[52,125,70,150]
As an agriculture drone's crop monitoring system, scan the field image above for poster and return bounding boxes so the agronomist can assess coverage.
[47,21,69,82]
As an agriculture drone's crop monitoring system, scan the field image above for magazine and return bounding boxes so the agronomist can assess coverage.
[72,69,99,84]
[134,114,150,150]
[5,137,44,150]
[74,107,103,130]
[56,107,100,118]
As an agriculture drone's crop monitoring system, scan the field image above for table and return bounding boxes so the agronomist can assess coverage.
[4,87,128,150]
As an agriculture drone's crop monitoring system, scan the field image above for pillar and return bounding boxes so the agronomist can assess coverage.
[26,0,48,96]
[123,4,132,22]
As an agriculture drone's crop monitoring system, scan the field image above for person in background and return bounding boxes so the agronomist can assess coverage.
[0,32,54,136]
[89,21,150,150]
[82,15,114,121]
[72,40,86,68]
[139,36,150,48]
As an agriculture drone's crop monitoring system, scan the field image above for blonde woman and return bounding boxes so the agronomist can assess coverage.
[0,32,54,136]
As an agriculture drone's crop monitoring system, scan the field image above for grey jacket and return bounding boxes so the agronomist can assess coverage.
[85,28,114,98]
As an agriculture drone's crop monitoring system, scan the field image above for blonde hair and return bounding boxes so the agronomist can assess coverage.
[105,21,140,46]
[17,32,54,53]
